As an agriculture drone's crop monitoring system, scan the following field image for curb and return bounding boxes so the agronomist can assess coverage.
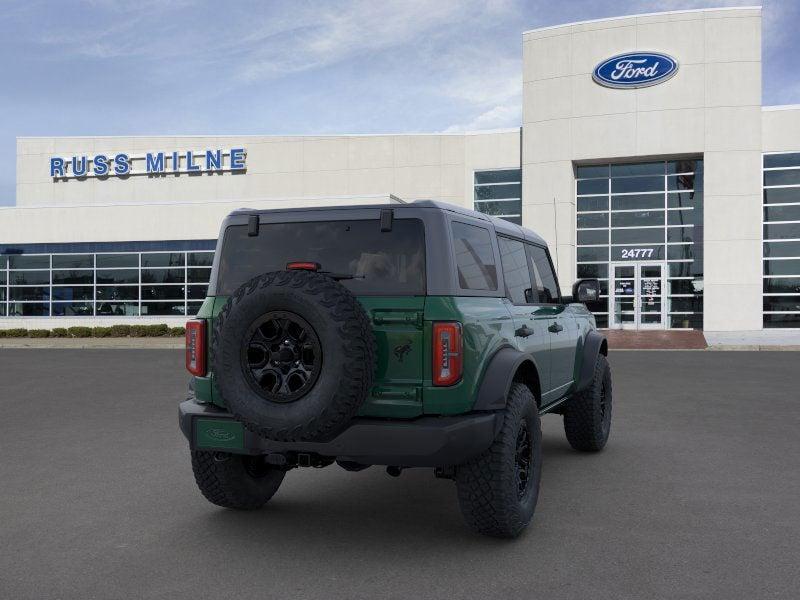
[0,338,184,349]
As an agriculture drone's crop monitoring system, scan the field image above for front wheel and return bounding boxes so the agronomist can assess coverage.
[191,451,286,510]
[455,383,542,538]
[563,354,612,452]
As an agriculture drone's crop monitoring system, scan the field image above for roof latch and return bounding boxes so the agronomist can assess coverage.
[247,215,259,237]
[380,208,394,232]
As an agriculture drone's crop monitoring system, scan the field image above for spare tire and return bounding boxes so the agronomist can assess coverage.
[211,270,375,442]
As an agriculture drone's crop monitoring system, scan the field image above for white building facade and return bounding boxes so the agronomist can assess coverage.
[2,6,799,333]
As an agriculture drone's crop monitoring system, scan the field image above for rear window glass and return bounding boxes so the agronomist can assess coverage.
[216,219,426,296]
[451,222,498,291]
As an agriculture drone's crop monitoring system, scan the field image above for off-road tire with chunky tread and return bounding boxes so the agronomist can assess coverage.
[455,383,542,538]
[563,354,612,452]
[212,270,375,443]
[191,450,285,510]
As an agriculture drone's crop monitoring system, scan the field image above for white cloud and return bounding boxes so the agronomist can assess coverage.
[442,103,521,132]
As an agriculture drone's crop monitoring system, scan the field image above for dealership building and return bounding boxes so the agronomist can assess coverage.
[1,6,799,335]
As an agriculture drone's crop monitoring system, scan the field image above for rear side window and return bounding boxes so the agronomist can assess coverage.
[498,237,532,304]
[526,244,560,303]
[216,219,426,296]
[451,222,498,291]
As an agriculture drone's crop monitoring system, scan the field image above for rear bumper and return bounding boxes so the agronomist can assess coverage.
[179,400,500,467]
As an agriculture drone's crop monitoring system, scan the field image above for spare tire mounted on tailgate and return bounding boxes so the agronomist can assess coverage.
[212,270,375,442]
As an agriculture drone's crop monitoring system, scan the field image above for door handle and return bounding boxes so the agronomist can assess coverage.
[515,325,534,338]
[548,322,564,333]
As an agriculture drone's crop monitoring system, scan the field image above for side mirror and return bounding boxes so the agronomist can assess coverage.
[572,278,600,304]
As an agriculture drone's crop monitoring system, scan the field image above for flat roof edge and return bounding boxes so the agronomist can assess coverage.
[16,128,520,141]
[763,104,800,112]
[0,193,403,212]
[522,5,762,36]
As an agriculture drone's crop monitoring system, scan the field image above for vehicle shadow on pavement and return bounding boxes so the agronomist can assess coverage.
[174,429,582,546]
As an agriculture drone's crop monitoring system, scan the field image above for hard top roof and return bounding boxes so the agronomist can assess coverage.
[229,199,547,246]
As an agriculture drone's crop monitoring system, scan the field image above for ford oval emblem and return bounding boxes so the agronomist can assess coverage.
[593,52,678,89]
[206,428,236,442]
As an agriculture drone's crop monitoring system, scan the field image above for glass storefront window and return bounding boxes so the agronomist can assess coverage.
[0,248,215,319]
[577,159,704,329]
[473,169,522,225]
[763,153,800,328]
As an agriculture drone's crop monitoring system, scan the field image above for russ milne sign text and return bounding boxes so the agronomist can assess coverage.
[50,148,247,179]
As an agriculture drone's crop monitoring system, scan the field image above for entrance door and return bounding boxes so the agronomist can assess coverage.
[610,262,666,330]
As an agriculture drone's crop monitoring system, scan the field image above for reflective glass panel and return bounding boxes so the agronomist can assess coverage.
[187,268,211,283]
[763,259,800,276]
[96,254,138,268]
[52,286,93,301]
[187,252,214,267]
[141,253,185,268]
[141,285,185,300]
[577,213,608,229]
[96,269,138,284]
[141,268,185,284]
[140,302,186,316]
[764,170,800,187]
[9,255,49,269]
[52,254,93,269]
[764,153,800,168]
[9,271,50,285]
[8,302,49,316]
[96,286,139,301]
[96,302,139,316]
[52,302,94,316]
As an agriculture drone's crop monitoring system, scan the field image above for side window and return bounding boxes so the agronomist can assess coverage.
[451,222,498,291]
[526,244,561,304]
[498,236,533,304]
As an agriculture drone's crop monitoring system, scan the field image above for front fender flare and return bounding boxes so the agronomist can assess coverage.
[575,330,607,393]
[472,347,539,411]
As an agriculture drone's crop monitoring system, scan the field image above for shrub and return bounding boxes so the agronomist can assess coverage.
[28,329,51,338]
[92,327,112,338]
[50,328,69,338]
[109,324,132,337]
[3,328,28,337]
[129,325,148,338]
[67,326,93,338]
[168,326,186,337]
[144,324,169,337]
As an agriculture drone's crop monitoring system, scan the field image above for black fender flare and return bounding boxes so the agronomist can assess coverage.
[575,330,608,393]
[472,347,541,411]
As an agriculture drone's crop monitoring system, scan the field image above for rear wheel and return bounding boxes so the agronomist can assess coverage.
[563,354,612,451]
[191,451,286,510]
[455,383,542,538]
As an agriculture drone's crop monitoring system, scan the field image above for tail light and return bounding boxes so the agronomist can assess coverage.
[432,322,462,386]
[286,261,320,271]
[186,319,206,376]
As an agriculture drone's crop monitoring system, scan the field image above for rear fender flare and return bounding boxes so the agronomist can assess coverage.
[473,347,541,411]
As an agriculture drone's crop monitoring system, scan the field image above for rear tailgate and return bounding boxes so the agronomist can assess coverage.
[357,297,426,418]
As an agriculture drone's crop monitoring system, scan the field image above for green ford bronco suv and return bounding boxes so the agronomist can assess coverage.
[179,200,611,537]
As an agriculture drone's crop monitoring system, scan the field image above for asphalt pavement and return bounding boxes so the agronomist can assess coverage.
[0,349,798,600]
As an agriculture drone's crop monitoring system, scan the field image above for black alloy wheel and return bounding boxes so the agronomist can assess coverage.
[242,311,322,403]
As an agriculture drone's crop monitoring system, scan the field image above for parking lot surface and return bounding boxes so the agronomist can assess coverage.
[1,349,798,600]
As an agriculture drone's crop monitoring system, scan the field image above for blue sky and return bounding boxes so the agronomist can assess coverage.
[1,0,798,206]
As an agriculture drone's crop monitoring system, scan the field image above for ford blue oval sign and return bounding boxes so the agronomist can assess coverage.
[593,52,678,89]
